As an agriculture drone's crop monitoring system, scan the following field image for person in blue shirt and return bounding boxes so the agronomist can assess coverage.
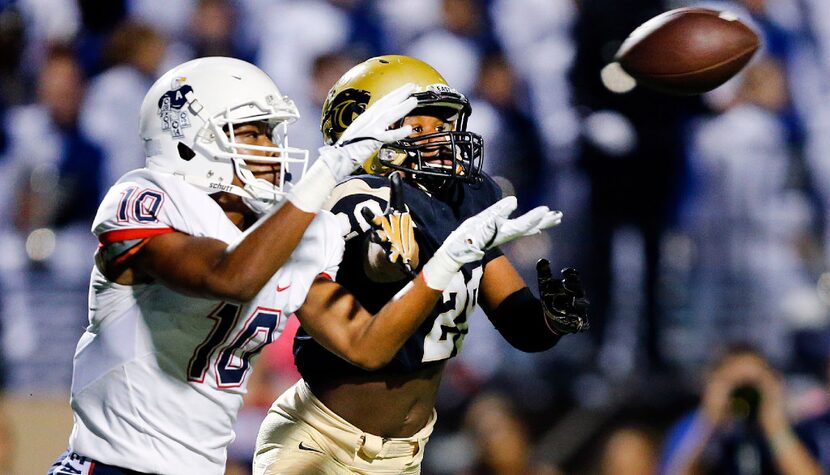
[659,344,822,475]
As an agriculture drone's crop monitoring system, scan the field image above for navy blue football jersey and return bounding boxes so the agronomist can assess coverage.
[293,173,503,380]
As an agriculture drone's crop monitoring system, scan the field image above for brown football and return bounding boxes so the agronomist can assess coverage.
[614,7,761,95]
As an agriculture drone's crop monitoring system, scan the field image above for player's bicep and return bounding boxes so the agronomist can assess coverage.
[130,231,230,297]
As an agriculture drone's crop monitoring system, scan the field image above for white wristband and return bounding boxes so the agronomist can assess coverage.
[421,250,461,291]
[286,159,338,213]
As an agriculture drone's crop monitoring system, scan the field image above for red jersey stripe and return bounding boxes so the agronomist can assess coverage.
[99,227,175,245]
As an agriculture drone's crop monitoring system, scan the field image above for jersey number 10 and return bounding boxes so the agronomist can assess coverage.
[187,303,281,388]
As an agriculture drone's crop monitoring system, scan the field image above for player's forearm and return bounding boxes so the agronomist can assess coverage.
[348,275,441,370]
[206,202,315,301]
[486,287,560,352]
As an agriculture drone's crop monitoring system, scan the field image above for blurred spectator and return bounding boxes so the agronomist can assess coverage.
[659,344,823,475]
[405,0,496,95]
[597,424,660,475]
[489,0,579,165]
[569,0,704,373]
[128,0,196,40]
[0,45,101,401]
[256,0,350,112]
[74,0,127,76]
[792,355,830,469]
[15,0,80,80]
[681,56,816,366]
[470,52,545,211]
[5,44,103,234]
[185,0,252,61]
[0,4,26,110]
[374,0,441,52]
[283,49,360,154]
[461,392,561,475]
[486,0,585,334]
[252,0,387,155]
[79,21,166,188]
[331,0,385,56]
[310,51,359,106]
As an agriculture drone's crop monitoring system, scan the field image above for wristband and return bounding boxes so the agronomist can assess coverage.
[420,250,460,291]
[286,159,338,213]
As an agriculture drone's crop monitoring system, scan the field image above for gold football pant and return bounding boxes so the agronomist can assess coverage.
[254,379,435,475]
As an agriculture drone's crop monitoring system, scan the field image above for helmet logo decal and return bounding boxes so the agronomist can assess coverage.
[326,88,370,138]
[157,84,194,138]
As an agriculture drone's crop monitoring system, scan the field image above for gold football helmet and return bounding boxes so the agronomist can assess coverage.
[320,55,483,185]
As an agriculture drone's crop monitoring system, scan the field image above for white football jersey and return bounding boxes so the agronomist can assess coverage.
[67,168,344,474]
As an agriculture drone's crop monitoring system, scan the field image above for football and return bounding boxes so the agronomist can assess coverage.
[614,7,761,95]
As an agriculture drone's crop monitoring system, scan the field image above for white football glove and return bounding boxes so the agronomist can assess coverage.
[491,206,562,248]
[422,196,563,290]
[319,82,418,180]
[287,83,418,213]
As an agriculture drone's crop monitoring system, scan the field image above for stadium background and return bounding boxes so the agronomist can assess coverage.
[2,0,830,473]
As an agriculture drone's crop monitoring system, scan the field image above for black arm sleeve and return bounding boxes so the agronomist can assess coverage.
[487,287,561,353]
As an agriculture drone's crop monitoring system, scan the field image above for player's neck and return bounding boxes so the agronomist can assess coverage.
[211,192,254,230]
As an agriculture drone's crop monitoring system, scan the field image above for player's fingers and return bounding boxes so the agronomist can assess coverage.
[388,248,401,263]
[372,83,418,109]
[538,210,563,229]
[400,213,414,256]
[388,172,406,212]
[387,216,399,242]
[400,212,413,237]
[383,218,397,240]
[484,196,518,219]
[510,206,549,231]
[376,125,413,144]
[537,259,554,284]
[561,267,585,296]
[361,206,378,226]
[379,96,418,127]
[362,207,387,243]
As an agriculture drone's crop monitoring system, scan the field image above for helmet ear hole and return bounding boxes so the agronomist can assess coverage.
[178,142,196,161]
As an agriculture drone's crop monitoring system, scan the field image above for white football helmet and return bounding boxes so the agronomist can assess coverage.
[139,57,308,214]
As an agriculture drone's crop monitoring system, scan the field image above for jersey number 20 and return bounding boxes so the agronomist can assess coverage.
[422,266,483,362]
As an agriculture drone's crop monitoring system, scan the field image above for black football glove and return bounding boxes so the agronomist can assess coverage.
[537,259,589,335]
[360,172,417,277]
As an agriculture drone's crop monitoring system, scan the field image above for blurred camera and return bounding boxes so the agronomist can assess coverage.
[729,384,761,423]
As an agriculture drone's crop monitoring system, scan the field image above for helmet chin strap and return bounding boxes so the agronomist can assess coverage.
[242,193,279,215]
[232,159,282,215]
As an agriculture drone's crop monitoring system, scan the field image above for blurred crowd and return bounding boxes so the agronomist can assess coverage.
[3,0,830,473]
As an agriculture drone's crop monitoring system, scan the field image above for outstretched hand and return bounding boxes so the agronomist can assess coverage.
[337,83,418,146]
[361,172,418,277]
[288,84,418,213]
[319,83,418,181]
[491,205,562,248]
[537,260,589,335]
